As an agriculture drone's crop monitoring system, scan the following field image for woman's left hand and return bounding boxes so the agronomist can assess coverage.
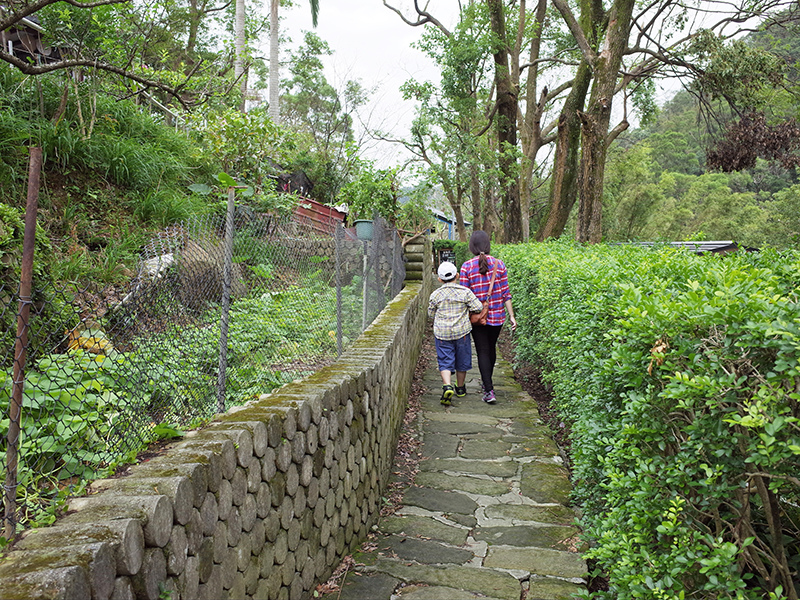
[509,316,517,332]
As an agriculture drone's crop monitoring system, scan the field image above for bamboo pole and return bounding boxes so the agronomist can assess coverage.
[4,147,41,541]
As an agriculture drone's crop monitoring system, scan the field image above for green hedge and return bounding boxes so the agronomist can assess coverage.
[499,239,800,599]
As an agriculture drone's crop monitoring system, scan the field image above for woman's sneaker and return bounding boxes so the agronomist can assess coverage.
[482,390,497,404]
[441,385,455,406]
[455,386,467,397]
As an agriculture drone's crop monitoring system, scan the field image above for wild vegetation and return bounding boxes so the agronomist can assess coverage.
[0,22,405,535]
[3,0,800,593]
[599,90,799,248]
[501,241,800,599]
[388,1,800,245]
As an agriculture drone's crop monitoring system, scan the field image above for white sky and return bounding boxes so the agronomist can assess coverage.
[271,1,695,171]
[275,1,462,168]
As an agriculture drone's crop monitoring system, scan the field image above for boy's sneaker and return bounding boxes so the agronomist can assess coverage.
[455,386,467,397]
[441,385,455,405]
[482,390,497,404]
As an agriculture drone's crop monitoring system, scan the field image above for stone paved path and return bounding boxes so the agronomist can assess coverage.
[323,346,588,600]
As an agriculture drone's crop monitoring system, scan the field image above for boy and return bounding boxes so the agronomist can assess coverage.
[428,261,484,405]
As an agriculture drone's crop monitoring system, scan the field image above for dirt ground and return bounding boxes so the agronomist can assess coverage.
[496,329,573,472]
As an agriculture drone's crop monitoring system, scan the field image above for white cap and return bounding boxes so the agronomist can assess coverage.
[437,261,458,282]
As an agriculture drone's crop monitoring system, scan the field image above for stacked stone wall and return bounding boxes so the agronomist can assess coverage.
[0,238,433,600]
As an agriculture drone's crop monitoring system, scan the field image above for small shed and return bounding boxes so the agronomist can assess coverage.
[1,15,60,63]
[292,197,346,236]
[430,208,471,240]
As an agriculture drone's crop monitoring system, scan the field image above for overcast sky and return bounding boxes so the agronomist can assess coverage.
[276,1,461,168]
[273,1,687,170]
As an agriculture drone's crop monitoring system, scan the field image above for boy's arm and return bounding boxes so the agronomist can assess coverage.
[466,289,483,313]
[428,293,439,318]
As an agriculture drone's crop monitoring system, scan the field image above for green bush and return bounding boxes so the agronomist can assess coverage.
[500,240,800,599]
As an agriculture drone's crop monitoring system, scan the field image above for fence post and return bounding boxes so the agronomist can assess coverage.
[361,240,368,332]
[216,187,235,413]
[335,224,343,356]
[4,147,41,541]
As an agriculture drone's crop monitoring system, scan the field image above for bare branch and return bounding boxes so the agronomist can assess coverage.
[606,118,629,145]
[551,0,597,64]
[382,0,451,36]
[520,56,580,71]
[204,2,232,14]
[545,79,574,104]
[0,0,127,30]
[541,129,558,144]
[0,49,192,109]
[473,101,498,137]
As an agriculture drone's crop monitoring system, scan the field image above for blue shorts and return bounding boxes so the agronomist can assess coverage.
[435,335,473,373]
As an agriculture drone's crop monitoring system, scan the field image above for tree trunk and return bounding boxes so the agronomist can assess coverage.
[471,164,482,231]
[518,0,548,242]
[453,165,469,241]
[186,0,200,60]
[486,0,522,243]
[575,0,635,243]
[269,0,280,124]
[536,59,592,240]
[234,0,246,111]
[483,183,497,238]
[575,106,607,242]
[453,204,468,241]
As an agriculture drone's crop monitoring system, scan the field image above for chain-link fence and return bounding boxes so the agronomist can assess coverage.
[2,207,405,536]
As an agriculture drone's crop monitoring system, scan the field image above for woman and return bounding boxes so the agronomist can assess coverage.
[459,230,517,404]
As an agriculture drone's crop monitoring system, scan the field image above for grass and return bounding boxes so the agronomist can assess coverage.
[0,65,220,289]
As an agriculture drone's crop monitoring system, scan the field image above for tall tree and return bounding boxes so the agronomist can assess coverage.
[280,32,367,202]
[269,0,319,124]
[535,0,601,241]
[544,0,798,243]
[517,0,564,241]
[235,0,247,109]
[486,0,522,242]
[384,1,488,240]
[268,0,280,123]
[385,0,565,242]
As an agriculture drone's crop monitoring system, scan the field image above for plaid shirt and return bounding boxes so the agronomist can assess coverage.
[459,256,512,326]
[428,281,483,341]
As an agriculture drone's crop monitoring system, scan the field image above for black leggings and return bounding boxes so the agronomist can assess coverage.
[471,324,502,392]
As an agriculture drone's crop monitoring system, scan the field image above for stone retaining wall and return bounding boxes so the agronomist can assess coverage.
[0,238,433,600]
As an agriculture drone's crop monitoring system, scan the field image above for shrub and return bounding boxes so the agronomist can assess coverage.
[500,240,800,599]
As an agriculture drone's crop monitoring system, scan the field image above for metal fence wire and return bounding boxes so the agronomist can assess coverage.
[1,209,405,534]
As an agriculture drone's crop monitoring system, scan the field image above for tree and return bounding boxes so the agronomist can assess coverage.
[268,0,280,123]
[280,32,366,202]
[235,0,247,108]
[543,0,798,243]
[268,0,319,124]
[385,0,567,242]
[336,158,398,222]
[0,0,231,107]
[707,112,800,172]
[389,5,496,242]
[485,0,522,242]
[535,0,599,241]
[517,0,564,241]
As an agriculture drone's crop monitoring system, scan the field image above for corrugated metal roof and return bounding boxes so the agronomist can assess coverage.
[292,198,346,235]
[632,241,745,254]
[430,207,471,227]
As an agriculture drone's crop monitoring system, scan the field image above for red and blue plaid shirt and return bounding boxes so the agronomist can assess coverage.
[459,255,512,326]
